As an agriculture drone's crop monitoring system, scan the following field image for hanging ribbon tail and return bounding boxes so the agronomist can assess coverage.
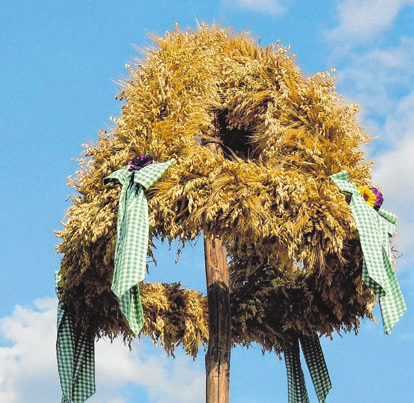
[300,334,331,403]
[330,170,406,334]
[118,283,144,335]
[56,272,95,403]
[284,338,310,403]
[376,255,407,334]
[377,210,406,334]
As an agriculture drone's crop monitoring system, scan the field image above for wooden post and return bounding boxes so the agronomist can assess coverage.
[204,235,231,403]
[203,139,231,402]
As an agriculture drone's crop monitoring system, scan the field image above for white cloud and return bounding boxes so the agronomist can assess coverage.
[324,2,414,286]
[0,299,204,403]
[327,0,414,47]
[368,91,414,293]
[0,298,59,402]
[383,90,414,143]
[374,136,414,242]
[222,0,290,15]
[332,36,414,121]
[373,93,414,258]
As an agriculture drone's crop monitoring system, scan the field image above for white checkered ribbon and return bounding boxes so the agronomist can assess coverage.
[331,171,406,334]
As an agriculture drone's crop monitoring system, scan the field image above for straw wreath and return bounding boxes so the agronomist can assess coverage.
[56,24,376,357]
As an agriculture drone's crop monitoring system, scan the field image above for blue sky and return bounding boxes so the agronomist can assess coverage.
[1,1,413,402]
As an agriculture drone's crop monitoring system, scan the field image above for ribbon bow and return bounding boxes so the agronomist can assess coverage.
[56,158,175,402]
[331,171,406,334]
[103,158,176,334]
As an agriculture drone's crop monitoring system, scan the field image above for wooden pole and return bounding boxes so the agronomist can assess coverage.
[204,235,231,403]
[204,138,231,403]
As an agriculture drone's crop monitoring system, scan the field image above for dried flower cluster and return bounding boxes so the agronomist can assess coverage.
[56,24,377,356]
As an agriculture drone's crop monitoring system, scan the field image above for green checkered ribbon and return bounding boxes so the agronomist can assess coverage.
[104,159,176,334]
[284,334,331,403]
[331,171,406,334]
[56,271,95,403]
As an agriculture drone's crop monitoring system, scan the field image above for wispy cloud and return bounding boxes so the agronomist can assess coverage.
[0,299,204,403]
[327,0,414,48]
[373,92,414,266]
[325,2,414,148]
[324,1,414,284]
[332,36,414,123]
[221,0,291,16]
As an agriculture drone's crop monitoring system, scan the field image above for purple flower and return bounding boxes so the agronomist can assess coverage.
[372,187,384,211]
[128,154,153,171]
